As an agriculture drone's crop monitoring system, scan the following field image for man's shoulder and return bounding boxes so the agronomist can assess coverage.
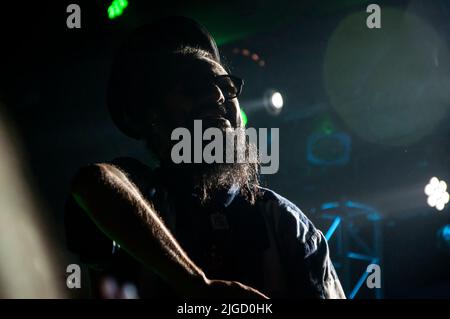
[254,186,318,245]
[256,186,302,213]
[109,157,153,176]
[109,157,156,189]
[255,185,310,223]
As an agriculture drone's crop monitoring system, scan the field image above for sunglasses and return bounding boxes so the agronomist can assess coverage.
[183,74,244,101]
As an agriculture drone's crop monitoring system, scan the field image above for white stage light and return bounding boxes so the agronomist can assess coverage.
[425,177,449,212]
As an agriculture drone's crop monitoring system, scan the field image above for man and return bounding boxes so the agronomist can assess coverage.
[65,16,345,299]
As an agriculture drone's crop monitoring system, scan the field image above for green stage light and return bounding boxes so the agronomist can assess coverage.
[319,118,335,135]
[108,0,128,20]
[240,109,248,127]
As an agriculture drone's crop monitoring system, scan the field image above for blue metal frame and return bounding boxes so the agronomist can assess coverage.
[318,200,383,299]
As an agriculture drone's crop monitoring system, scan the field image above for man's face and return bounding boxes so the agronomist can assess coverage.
[162,56,243,132]
[147,53,258,202]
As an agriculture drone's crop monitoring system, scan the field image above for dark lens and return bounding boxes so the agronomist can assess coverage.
[217,76,238,99]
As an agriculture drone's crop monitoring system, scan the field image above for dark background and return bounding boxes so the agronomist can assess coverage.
[1,0,449,298]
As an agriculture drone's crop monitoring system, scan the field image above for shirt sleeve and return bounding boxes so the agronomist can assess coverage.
[260,188,346,299]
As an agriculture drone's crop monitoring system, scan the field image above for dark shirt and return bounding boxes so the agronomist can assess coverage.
[65,157,345,298]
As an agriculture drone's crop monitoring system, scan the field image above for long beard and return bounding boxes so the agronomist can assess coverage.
[195,151,260,205]
[158,140,261,205]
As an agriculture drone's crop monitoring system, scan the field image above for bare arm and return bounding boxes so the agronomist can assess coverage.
[71,163,267,298]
